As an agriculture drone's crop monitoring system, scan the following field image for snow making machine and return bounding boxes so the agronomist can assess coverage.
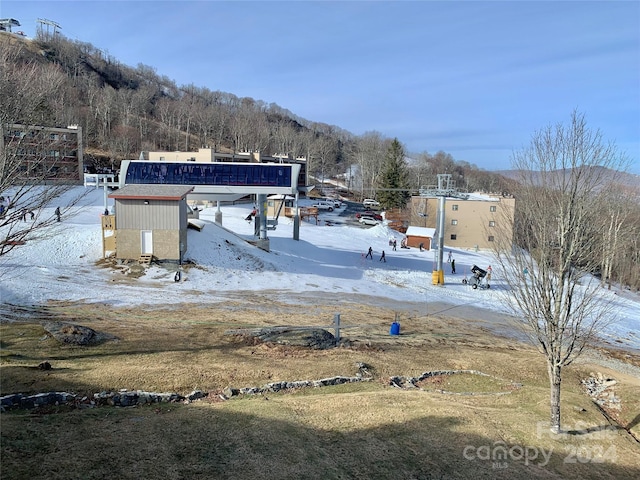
[466,265,489,289]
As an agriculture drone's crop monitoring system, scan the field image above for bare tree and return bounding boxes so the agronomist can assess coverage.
[349,131,387,200]
[493,111,629,434]
[593,184,640,291]
[1,44,87,260]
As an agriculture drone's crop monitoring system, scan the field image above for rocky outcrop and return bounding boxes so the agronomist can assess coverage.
[42,322,118,346]
[225,327,337,349]
[582,372,621,411]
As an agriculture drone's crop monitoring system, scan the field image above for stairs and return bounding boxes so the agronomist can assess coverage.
[139,254,153,265]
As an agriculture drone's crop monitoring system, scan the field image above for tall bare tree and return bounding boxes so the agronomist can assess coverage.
[349,131,388,200]
[1,43,87,259]
[492,111,629,434]
[597,187,639,290]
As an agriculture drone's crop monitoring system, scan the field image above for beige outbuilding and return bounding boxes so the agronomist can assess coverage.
[108,184,194,262]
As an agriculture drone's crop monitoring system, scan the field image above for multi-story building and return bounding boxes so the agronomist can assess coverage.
[409,193,515,250]
[1,123,84,183]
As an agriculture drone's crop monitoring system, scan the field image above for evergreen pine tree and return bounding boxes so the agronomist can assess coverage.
[377,138,410,209]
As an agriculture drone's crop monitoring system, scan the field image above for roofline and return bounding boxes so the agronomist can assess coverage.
[110,195,191,201]
[109,186,194,200]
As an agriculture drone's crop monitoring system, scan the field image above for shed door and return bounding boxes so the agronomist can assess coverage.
[141,230,153,254]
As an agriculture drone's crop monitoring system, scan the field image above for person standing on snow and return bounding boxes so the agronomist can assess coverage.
[55,207,61,222]
[365,246,373,259]
[379,250,386,262]
[451,258,456,274]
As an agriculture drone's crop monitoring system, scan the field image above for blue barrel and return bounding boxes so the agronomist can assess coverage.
[390,322,400,336]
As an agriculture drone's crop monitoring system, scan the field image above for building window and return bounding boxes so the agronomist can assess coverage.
[450,234,457,240]
[451,219,458,225]
[490,205,497,212]
[489,221,495,227]
[452,204,458,211]
[488,235,495,242]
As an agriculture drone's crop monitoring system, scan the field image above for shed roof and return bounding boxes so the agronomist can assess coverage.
[405,226,436,238]
[267,194,295,200]
[109,184,194,200]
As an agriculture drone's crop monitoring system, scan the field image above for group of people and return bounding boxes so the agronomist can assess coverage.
[0,195,60,222]
[20,208,35,221]
[362,243,493,285]
[364,246,386,262]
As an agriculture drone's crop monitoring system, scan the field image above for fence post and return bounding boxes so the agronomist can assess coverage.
[333,313,341,344]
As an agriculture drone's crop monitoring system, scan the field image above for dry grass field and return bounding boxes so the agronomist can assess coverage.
[1,299,639,479]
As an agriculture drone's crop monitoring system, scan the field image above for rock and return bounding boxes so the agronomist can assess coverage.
[223,387,239,398]
[187,390,206,401]
[38,361,52,370]
[225,327,337,349]
[42,322,116,346]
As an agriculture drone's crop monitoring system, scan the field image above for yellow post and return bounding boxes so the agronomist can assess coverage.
[432,270,444,285]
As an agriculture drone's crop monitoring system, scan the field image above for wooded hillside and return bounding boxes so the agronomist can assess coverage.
[1,30,516,196]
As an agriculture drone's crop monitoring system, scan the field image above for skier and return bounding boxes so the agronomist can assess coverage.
[365,246,373,259]
[451,258,456,274]
[392,239,397,251]
[55,207,61,222]
[447,251,452,263]
[245,206,257,222]
[379,250,386,262]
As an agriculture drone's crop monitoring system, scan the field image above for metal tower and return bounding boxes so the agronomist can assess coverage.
[419,174,469,285]
[36,18,61,37]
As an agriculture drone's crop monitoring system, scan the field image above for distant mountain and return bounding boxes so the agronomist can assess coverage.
[494,167,639,191]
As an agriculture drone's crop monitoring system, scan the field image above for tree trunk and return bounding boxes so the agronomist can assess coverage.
[549,364,562,434]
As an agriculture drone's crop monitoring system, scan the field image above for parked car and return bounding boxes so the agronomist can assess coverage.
[311,201,334,211]
[363,199,380,208]
[359,215,380,226]
[355,211,383,221]
[325,198,342,208]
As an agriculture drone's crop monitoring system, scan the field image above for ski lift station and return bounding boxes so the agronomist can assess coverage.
[86,159,304,262]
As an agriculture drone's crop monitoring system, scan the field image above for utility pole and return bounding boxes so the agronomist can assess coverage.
[419,174,469,285]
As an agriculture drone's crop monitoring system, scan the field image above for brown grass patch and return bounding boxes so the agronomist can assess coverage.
[1,301,639,479]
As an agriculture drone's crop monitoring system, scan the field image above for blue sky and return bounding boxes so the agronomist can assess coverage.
[3,1,639,173]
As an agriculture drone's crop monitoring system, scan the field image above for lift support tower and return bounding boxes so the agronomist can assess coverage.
[419,174,469,285]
